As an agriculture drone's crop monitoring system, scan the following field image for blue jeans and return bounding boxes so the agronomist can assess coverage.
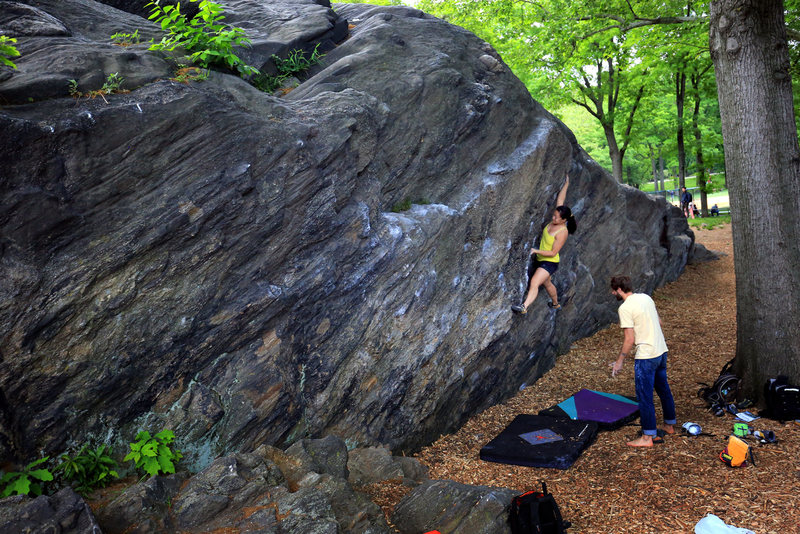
[634,352,676,436]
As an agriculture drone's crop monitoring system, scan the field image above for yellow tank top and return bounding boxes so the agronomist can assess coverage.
[536,224,565,263]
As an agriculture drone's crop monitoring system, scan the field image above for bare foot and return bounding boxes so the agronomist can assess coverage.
[661,424,675,435]
[626,435,654,447]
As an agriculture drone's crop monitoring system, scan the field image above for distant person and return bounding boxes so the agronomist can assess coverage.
[511,174,575,314]
[609,275,676,447]
[711,204,720,216]
[680,187,693,217]
[689,202,698,219]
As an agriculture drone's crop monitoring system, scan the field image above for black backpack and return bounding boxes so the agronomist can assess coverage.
[509,482,570,534]
[697,358,740,415]
[764,376,800,420]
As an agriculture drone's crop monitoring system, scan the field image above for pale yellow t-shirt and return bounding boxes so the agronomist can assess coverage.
[618,293,668,359]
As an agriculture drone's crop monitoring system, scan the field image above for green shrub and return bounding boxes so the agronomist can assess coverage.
[0,35,21,69]
[124,429,183,478]
[1,457,53,497]
[146,0,257,77]
[56,443,119,496]
[252,44,324,94]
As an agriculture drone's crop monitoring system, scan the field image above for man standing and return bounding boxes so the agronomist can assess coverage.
[609,276,677,447]
[680,187,693,218]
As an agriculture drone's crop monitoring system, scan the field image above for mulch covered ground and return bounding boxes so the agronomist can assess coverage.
[367,224,800,533]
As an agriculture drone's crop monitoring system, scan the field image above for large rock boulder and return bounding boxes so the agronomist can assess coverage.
[91,436,391,533]
[392,479,517,534]
[1,0,697,467]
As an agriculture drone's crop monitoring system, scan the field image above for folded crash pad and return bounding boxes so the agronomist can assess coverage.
[479,414,599,469]
[538,388,639,430]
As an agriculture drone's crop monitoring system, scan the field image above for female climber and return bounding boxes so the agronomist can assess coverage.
[511,173,576,314]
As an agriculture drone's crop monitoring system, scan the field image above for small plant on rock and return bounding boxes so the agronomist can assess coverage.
[56,443,119,496]
[110,29,142,46]
[102,72,124,93]
[1,457,54,497]
[0,35,21,69]
[68,73,126,102]
[252,44,325,94]
[68,78,80,97]
[124,429,183,478]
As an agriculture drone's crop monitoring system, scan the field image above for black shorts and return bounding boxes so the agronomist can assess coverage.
[533,259,559,275]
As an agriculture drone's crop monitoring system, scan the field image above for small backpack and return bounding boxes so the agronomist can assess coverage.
[763,376,800,420]
[509,482,570,534]
[719,435,755,468]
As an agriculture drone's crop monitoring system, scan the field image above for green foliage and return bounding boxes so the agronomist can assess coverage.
[102,72,124,93]
[1,457,54,497]
[252,44,325,94]
[68,78,79,97]
[68,73,126,100]
[147,0,257,77]
[56,443,119,496]
[0,35,21,69]
[110,29,142,46]
[124,429,183,478]
[335,0,403,5]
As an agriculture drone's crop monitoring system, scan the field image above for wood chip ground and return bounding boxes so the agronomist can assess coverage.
[366,224,800,533]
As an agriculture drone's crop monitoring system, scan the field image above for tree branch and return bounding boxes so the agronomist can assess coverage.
[571,97,600,120]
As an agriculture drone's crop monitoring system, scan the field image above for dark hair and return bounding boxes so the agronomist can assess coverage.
[610,275,633,293]
[556,205,577,234]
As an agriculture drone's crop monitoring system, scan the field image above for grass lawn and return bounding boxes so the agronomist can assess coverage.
[640,173,726,193]
[688,213,731,230]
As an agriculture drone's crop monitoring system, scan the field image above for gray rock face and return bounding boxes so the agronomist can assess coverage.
[0,487,103,533]
[95,474,186,534]
[90,437,390,533]
[392,479,517,534]
[1,0,697,467]
[347,446,428,486]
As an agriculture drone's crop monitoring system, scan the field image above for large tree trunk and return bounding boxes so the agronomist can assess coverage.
[710,0,800,400]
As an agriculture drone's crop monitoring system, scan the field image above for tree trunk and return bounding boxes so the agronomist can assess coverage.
[676,69,687,189]
[604,124,624,182]
[649,144,659,189]
[691,71,709,217]
[710,0,800,399]
[658,154,665,191]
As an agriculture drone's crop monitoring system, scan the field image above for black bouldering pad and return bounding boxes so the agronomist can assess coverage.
[479,414,599,469]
